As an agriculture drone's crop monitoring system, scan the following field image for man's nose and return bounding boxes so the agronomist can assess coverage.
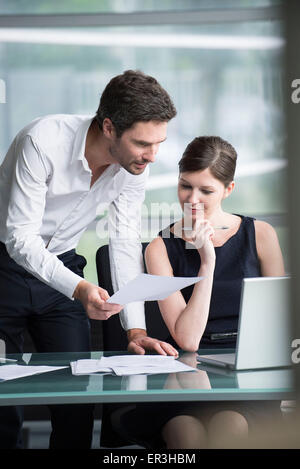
[143,144,159,163]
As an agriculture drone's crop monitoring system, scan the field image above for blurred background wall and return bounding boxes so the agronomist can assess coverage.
[0,0,288,284]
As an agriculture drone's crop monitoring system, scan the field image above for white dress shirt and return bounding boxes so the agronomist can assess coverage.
[0,114,148,330]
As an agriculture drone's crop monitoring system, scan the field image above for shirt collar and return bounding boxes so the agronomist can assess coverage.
[71,115,123,176]
[71,115,94,167]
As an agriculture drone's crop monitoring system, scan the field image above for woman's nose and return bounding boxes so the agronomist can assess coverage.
[187,189,201,204]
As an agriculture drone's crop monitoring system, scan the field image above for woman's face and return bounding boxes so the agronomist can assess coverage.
[177,168,234,220]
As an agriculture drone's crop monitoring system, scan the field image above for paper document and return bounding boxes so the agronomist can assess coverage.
[71,355,196,377]
[112,363,195,376]
[70,360,112,376]
[0,364,67,382]
[100,355,176,366]
[107,273,203,305]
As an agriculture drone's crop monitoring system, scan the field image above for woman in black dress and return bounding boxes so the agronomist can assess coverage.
[110,136,286,449]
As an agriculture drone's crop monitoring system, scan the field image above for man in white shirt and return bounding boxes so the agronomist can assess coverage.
[0,70,177,449]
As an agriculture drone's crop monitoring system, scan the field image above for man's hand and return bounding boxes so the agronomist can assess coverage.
[73,279,123,320]
[127,329,178,356]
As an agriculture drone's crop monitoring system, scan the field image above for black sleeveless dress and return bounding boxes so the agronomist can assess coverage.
[109,216,281,449]
[159,215,261,349]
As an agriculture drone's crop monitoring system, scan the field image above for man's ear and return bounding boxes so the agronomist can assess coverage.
[223,181,235,199]
[102,118,117,139]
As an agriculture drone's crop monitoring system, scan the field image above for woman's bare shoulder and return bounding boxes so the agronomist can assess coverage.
[146,236,166,252]
[145,236,173,275]
[254,219,278,241]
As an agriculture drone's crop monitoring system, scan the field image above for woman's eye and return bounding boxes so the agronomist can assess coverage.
[180,184,213,194]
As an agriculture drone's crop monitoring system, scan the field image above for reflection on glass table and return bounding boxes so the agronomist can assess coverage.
[0,350,294,406]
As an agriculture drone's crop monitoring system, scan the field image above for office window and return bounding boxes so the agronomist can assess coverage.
[0,2,287,282]
[0,0,283,14]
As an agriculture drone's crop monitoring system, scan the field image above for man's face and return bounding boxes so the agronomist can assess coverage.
[108,120,168,175]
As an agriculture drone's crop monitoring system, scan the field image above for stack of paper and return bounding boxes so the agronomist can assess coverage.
[70,360,112,376]
[0,364,68,382]
[69,273,202,377]
[71,355,196,376]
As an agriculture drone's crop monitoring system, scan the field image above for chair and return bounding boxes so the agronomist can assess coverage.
[95,243,170,448]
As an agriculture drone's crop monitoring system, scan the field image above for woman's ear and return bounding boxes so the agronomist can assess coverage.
[223,181,235,199]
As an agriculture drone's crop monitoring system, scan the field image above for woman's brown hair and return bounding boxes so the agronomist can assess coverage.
[178,136,237,187]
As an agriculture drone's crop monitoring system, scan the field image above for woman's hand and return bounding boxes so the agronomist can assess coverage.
[185,218,216,265]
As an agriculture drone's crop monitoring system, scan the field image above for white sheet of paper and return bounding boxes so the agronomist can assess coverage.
[0,365,67,381]
[71,356,176,375]
[106,273,203,305]
[70,355,196,377]
[112,362,196,376]
[70,360,112,375]
[100,355,176,367]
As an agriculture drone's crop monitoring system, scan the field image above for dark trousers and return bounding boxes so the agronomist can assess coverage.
[0,243,94,449]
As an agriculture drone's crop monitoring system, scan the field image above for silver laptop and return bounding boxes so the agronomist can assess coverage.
[197,276,291,371]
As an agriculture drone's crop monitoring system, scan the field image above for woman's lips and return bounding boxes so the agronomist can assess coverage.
[183,206,205,216]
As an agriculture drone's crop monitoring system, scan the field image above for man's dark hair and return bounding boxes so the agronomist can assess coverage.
[95,70,177,137]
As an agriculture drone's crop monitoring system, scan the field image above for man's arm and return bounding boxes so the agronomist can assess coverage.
[108,169,178,356]
[5,135,82,297]
[108,169,147,331]
[4,135,122,320]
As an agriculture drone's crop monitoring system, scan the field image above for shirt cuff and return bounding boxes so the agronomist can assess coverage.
[50,262,84,300]
[119,301,146,331]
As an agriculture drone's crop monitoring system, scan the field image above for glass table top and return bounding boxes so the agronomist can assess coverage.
[0,350,294,406]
